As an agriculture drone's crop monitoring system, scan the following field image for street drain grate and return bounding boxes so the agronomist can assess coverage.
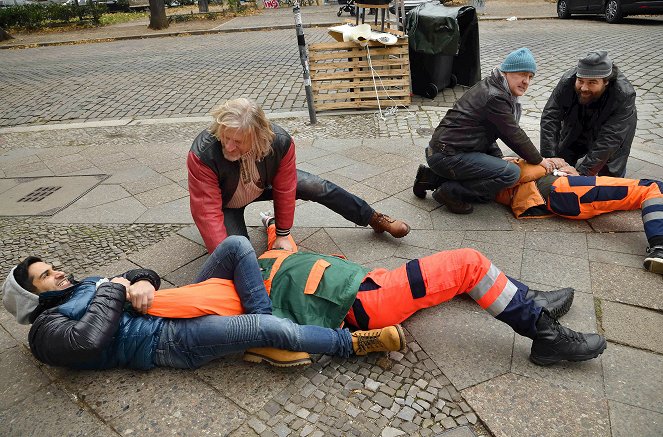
[0,175,107,216]
[18,186,63,202]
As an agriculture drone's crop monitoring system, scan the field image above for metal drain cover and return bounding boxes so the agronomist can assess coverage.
[0,175,107,216]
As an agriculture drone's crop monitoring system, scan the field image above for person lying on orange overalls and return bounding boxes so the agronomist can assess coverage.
[5,214,607,368]
[494,159,663,274]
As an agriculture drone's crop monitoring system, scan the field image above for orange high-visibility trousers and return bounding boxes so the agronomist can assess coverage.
[549,176,662,220]
[345,248,519,330]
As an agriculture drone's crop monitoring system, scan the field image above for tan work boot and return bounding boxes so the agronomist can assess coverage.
[369,212,410,238]
[352,325,406,356]
[243,347,312,367]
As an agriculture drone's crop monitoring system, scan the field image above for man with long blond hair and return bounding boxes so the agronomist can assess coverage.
[187,98,410,253]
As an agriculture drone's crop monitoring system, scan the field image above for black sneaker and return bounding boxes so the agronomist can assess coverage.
[432,187,473,214]
[525,288,574,319]
[643,246,663,274]
[530,312,606,366]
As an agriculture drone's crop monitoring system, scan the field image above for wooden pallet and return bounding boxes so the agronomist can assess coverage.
[308,37,411,112]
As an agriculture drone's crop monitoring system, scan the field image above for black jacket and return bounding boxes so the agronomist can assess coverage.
[429,68,543,164]
[540,66,637,177]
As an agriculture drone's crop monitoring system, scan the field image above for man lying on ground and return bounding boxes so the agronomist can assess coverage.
[5,219,608,368]
[2,240,406,371]
[492,159,663,274]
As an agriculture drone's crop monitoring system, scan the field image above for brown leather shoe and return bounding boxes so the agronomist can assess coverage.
[432,187,473,214]
[243,347,312,367]
[369,212,410,238]
[352,325,406,356]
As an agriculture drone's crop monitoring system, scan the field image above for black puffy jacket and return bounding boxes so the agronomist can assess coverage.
[540,65,637,177]
[429,68,543,165]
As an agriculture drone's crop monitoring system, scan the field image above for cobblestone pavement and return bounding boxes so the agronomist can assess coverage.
[1,10,663,437]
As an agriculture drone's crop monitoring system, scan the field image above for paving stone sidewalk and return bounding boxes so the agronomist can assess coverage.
[1,110,662,436]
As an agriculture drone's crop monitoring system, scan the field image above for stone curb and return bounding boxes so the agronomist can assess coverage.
[0,15,556,50]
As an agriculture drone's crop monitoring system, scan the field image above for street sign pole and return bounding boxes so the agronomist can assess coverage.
[293,2,317,124]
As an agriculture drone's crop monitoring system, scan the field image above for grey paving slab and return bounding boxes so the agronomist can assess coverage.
[603,343,663,413]
[437,426,477,437]
[523,231,588,259]
[298,228,343,255]
[587,210,647,233]
[393,187,443,212]
[0,177,19,195]
[134,183,189,208]
[371,196,434,231]
[601,300,663,354]
[609,400,663,437]
[432,203,513,232]
[343,181,391,205]
[163,255,208,287]
[135,197,194,224]
[0,347,51,410]
[512,291,605,393]
[48,196,147,223]
[128,234,207,275]
[103,164,161,185]
[65,184,132,209]
[0,384,116,437]
[588,248,647,270]
[0,175,105,216]
[0,306,32,346]
[362,162,422,196]
[177,224,205,246]
[405,298,514,391]
[290,201,354,228]
[462,373,610,437]
[462,230,526,250]
[196,359,300,413]
[590,262,663,311]
[461,240,523,279]
[0,326,16,351]
[326,228,400,264]
[521,249,591,291]
[586,231,648,256]
[507,214,594,233]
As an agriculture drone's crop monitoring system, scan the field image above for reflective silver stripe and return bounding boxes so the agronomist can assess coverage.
[486,280,518,316]
[643,198,663,208]
[643,211,663,223]
[468,263,501,301]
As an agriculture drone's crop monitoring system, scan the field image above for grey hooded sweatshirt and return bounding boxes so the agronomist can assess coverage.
[2,267,39,325]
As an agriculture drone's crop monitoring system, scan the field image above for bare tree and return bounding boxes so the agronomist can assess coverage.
[148,0,169,30]
[0,27,13,42]
[198,0,209,13]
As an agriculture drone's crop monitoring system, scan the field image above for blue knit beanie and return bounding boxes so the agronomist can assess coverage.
[500,48,537,75]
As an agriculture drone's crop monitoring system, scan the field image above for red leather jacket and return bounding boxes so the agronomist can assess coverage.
[187,123,297,253]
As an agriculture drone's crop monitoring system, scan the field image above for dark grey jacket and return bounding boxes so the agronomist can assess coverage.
[429,68,543,164]
[540,66,637,177]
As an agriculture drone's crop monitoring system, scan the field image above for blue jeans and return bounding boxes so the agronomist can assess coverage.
[427,152,520,203]
[195,236,272,315]
[154,315,353,369]
[223,169,375,237]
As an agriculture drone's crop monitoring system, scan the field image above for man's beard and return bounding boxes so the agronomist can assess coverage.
[576,88,602,105]
[222,147,242,162]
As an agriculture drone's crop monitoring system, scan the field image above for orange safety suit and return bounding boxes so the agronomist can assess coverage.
[496,160,663,244]
[146,224,541,338]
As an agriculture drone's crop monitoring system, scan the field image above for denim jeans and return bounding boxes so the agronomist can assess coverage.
[427,152,520,203]
[222,169,375,237]
[195,235,272,315]
[154,314,353,369]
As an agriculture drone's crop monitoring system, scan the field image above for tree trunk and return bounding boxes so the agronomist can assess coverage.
[148,0,169,30]
[198,0,209,13]
[0,27,13,42]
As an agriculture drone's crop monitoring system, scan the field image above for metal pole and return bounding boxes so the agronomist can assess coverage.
[293,2,317,124]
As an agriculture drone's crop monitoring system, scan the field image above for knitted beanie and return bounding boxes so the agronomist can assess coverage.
[499,48,537,75]
[577,51,613,78]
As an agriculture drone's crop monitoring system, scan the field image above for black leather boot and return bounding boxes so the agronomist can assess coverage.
[432,186,473,214]
[530,312,606,366]
[525,288,574,319]
[644,245,663,274]
[413,165,442,199]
